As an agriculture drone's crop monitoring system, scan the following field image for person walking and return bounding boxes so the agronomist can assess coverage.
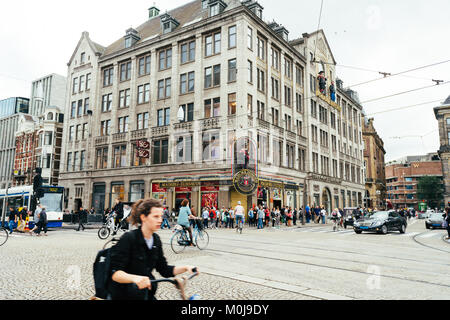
[161,207,171,230]
[257,205,264,229]
[202,207,210,229]
[35,206,48,236]
[443,209,450,240]
[76,207,88,231]
[321,207,327,224]
[305,204,311,223]
[248,207,254,227]
[292,208,297,226]
[108,198,197,300]
[7,207,18,234]
[229,207,235,229]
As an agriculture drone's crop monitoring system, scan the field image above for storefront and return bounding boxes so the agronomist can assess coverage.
[110,182,125,207]
[259,179,284,209]
[151,183,168,207]
[175,187,192,212]
[129,181,145,203]
[92,183,105,213]
[201,185,219,210]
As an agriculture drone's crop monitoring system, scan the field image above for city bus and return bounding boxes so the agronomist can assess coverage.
[0,185,64,228]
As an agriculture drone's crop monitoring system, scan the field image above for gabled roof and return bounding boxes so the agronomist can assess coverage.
[102,0,241,57]
[67,32,105,66]
[290,29,337,65]
[444,95,450,105]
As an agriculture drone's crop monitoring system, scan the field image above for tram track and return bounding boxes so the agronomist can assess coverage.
[412,231,450,254]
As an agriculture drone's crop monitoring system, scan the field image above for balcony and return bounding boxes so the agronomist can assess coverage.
[151,126,169,136]
[257,118,270,131]
[131,129,148,140]
[95,136,109,146]
[201,117,220,130]
[316,90,341,112]
[173,121,193,132]
[286,130,296,141]
[112,132,128,143]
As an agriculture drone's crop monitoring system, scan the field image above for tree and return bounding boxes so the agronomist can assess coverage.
[416,176,444,209]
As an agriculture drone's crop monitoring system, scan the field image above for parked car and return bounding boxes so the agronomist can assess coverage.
[343,207,361,228]
[353,210,407,234]
[425,212,445,229]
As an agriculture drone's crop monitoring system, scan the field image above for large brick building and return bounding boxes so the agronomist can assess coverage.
[385,154,443,210]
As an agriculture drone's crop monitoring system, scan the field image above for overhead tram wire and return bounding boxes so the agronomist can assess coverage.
[312,0,325,63]
[365,99,443,116]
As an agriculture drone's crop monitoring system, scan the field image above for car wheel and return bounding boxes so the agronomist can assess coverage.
[355,230,362,234]
[381,225,388,235]
[426,225,430,229]
[399,224,406,234]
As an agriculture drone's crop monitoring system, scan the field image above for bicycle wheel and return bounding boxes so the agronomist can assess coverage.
[98,227,110,240]
[0,228,8,246]
[195,230,209,250]
[171,231,187,254]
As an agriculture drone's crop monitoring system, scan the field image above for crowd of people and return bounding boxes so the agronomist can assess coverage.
[3,204,48,236]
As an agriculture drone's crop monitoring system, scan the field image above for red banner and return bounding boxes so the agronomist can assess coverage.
[152,184,167,193]
[201,186,219,192]
[137,149,150,158]
[176,187,192,192]
[137,140,150,149]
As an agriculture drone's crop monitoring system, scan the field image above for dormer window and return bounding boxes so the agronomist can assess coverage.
[245,1,264,19]
[160,13,180,34]
[124,28,140,48]
[80,52,86,64]
[208,0,227,17]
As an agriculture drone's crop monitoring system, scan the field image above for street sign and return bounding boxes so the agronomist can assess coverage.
[137,140,150,149]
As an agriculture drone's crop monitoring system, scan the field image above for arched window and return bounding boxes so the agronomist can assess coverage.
[47,112,54,121]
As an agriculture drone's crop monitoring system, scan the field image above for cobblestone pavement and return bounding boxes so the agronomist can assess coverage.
[0,218,448,300]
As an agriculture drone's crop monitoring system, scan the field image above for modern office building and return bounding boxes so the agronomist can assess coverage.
[0,97,30,188]
[59,0,366,214]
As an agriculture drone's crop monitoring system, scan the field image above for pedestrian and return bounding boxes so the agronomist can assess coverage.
[264,207,270,227]
[17,207,28,233]
[293,208,297,226]
[321,207,327,224]
[305,204,311,223]
[248,207,254,227]
[7,207,18,234]
[257,205,264,229]
[229,207,235,229]
[314,206,321,223]
[443,209,450,240]
[35,206,48,236]
[161,207,171,229]
[202,207,210,229]
[76,207,88,231]
[108,198,197,300]
[220,207,227,228]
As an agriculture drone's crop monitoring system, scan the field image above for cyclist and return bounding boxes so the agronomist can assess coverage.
[112,199,124,235]
[109,198,197,300]
[234,201,245,231]
[177,199,197,246]
[331,208,341,231]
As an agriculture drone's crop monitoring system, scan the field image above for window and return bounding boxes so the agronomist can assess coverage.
[271,77,279,100]
[118,116,129,133]
[296,93,302,113]
[179,103,194,122]
[284,58,292,79]
[158,48,172,71]
[157,79,171,99]
[157,108,170,127]
[271,47,280,70]
[77,100,83,117]
[80,52,86,64]
[180,72,195,94]
[271,108,279,126]
[132,143,149,167]
[298,148,306,171]
[319,105,328,124]
[311,100,317,118]
[247,27,253,50]
[120,61,132,81]
[84,98,90,115]
[202,132,220,160]
[71,102,76,118]
[96,147,108,169]
[285,114,292,131]
[102,94,112,112]
[80,151,85,170]
[247,60,253,83]
[180,40,195,64]
[137,84,150,104]
[137,112,149,130]
[228,93,236,115]
[205,31,221,56]
[82,123,88,140]
[330,112,336,128]
[100,120,111,136]
[312,152,319,173]
[273,139,282,167]
[257,101,265,120]
[119,89,130,108]
[247,94,253,116]
[228,59,237,82]
[79,75,85,92]
[103,67,114,86]
[69,126,74,141]
[204,65,220,88]
[257,68,265,92]
[75,125,81,141]
[210,3,219,16]
[66,152,72,171]
[204,97,220,118]
[73,152,79,171]
[257,37,265,60]
[284,85,292,106]
[296,66,303,86]
[286,144,294,168]
[311,125,318,143]
[176,135,193,163]
[153,139,169,164]
[309,74,316,92]
[113,145,127,168]
[257,134,268,164]
[138,54,151,76]
[228,25,236,48]
[72,77,78,94]
[296,120,303,136]
[44,131,52,145]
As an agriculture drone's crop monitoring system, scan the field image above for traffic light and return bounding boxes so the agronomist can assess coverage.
[33,169,43,199]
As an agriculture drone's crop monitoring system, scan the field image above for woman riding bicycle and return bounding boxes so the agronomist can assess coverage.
[177,199,197,246]
[109,198,197,300]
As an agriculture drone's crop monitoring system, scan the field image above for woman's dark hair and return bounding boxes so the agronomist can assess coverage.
[181,199,189,207]
[130,198,163,226]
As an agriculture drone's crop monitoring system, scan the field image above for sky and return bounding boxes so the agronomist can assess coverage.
[1,0,449,162]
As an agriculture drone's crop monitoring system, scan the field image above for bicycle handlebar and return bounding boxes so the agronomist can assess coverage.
[150,268,198,284]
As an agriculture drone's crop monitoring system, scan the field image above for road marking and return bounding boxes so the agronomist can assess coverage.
[418,232,442,239]
[401,232,420,237]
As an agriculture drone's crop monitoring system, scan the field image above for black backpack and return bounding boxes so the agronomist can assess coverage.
[93,243,115,299]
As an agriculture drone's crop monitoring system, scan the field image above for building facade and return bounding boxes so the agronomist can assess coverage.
[385,154,443,210]
[434,95,450,207]
[362,117,386,209]
[13,74,67,187]
[0,97,30,188]
[59,0,365,214]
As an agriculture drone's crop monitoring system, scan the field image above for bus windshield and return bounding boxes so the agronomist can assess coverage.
[40,192,63,212]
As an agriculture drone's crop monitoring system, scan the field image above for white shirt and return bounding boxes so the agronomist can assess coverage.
[235,205,245,217]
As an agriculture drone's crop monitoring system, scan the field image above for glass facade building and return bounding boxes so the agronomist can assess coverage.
[0,97,30,119]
